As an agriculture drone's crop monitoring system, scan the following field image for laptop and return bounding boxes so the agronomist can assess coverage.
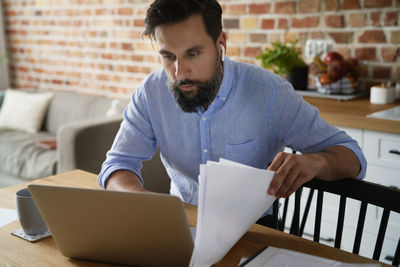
[28,184,194,267]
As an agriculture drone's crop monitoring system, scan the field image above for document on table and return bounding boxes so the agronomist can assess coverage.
[239,246,381,267]
[190,159,276,267]
[0,208,18,227]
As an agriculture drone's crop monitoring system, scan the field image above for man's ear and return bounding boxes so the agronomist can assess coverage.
[217,31,227,62]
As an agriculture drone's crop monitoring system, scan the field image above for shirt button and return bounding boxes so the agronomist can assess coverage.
[202,117,207,121]
[221,96,226,101]
[203,149,208,153]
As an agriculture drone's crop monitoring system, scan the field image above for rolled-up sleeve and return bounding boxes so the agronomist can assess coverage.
[269,82,367,179]
[97,84,157,188]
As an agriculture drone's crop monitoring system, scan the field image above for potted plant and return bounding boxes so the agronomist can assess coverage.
[257,40,309,90]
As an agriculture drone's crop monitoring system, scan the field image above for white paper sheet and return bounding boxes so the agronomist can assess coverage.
[0,208,18,227]
[190,159,276,267]
[242,247,381,267]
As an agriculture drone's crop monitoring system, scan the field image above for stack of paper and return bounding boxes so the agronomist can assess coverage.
[190,159,276,267]
[239,247,381,267]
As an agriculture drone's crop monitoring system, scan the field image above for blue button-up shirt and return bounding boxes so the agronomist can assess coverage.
[98,57,366,205]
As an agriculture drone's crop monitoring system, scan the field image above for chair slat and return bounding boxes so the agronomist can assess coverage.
[299,188,314,237]
[353,201,368,254]
[334,196,346,249]
[314,190,324,242]
[273,199,279,230]
[280,198,289,231]
[373,209,390,261]
[290,188,302,236]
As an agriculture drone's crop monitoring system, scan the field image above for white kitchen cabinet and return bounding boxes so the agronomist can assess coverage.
[362,130,400,263]
[281,126,400,265]
[336,127,400,189]
[364,130,400,184]
[338,126,364,149]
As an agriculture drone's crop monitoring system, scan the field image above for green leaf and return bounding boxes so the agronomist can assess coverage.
[256,40,306,76]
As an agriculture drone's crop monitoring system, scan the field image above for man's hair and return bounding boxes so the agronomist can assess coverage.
[143,0,223,43]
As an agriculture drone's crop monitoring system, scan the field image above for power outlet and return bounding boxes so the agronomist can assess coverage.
[304,40,333,61]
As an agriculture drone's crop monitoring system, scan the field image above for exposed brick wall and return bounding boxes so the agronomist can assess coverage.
[2,0,399,97]
[221,0,399,91]
[2,0,153,97]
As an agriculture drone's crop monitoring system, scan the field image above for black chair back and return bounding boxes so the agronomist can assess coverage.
[272,178,400,266]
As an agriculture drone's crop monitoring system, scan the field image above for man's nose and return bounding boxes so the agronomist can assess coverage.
[174,59,190,80]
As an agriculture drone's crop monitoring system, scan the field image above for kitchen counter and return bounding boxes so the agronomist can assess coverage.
[303,96,400,134]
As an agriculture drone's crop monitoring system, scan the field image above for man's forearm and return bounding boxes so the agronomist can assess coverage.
[313,146,361,181]
[105,170,149,192]
[268,145,361,198]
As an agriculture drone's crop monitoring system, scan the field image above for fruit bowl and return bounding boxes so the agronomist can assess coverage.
[315,75,356,95]
[310,51,359,95]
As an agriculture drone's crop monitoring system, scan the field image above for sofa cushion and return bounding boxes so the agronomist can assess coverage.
[0,129,57,180]
[0,90,53,133]
[45,91,118,135]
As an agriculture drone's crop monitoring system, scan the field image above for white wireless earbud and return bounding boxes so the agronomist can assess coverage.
[220,44,225,62]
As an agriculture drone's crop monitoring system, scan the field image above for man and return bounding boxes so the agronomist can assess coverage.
[98,0,366,226]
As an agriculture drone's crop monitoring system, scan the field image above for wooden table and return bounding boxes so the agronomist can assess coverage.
[0,170,389,266]
[304,96,400,134]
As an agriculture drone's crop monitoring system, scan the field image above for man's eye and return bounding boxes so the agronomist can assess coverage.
[187,51,200,58]
[162,54,175,60]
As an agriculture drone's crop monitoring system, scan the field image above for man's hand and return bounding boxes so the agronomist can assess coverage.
[267,152,323,198]
[267,146,360,198]
[106,170,149,193]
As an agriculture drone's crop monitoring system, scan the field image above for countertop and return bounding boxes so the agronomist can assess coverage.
[303,96,400,135]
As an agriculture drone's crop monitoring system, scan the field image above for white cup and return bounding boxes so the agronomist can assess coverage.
[370,86,395,104]
[16,188,48,236]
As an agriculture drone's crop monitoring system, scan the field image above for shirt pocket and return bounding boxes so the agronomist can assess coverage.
[224,139,259,166]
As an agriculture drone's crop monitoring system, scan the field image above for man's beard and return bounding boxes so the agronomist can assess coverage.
[168,52,223,113]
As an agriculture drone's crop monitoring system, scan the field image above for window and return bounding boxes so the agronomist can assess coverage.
[0,3,9,90]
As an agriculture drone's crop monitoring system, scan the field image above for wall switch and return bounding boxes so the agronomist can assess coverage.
[304,40,333,61]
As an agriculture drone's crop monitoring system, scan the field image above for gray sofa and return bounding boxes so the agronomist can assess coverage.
[0,90,129,187]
